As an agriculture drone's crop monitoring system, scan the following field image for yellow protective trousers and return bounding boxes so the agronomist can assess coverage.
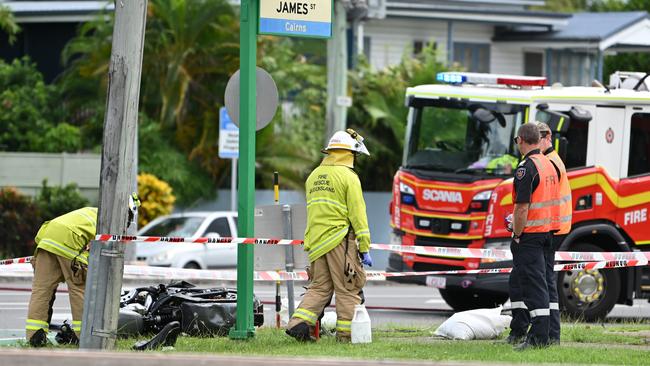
[26,249,86,341]
[287,233,366,341]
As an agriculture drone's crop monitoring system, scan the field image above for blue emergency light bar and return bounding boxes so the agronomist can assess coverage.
[436,72,467,84]
[436,72,547,87]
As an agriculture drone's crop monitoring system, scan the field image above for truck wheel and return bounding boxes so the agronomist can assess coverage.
[558,242,620,322]
[439,288,509,311]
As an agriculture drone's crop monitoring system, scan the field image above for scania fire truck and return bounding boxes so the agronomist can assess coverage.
[388,71,650,320]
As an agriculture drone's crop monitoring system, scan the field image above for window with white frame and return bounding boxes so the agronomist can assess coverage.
[453,42,490,73]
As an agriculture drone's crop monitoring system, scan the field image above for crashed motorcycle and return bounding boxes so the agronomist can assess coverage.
[117,281,264,349]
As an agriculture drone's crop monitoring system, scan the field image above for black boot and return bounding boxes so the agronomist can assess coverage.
[133,321,181,351]
[29,329,48,348]
[286,322,315,342]
[55,321,79,346]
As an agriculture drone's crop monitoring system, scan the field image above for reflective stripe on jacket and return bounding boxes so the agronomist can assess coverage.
[35,207,98,264]
[546,150,572,235]
[514,154,557,233]
[304,157,370,262]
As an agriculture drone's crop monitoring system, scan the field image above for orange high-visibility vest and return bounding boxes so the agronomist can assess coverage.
[546,150,572,235]
[513,153,558,233]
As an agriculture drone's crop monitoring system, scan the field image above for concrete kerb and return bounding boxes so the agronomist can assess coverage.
[0,348,523,366]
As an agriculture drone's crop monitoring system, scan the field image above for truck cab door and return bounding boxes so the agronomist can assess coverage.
[617,107,650,246]
[593,106,627,179]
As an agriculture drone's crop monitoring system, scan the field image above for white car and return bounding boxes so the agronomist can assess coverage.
[135,211,238,269]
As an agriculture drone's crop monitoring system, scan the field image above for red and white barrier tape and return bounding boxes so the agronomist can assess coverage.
[95,234,303,245]
[0,256,32,266]
[2,258,647,281]
[94,234,650,263]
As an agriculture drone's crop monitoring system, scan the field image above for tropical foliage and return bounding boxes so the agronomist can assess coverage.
[59,0,321,197]
[34,180,90,221]
[0,5,20,45]
[137,173,176,227]
[0,187,41,257]
[0,57,79,152]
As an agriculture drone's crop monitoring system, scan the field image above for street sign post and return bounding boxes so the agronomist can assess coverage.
[231,0,331,341]
[219,107,239,212]
[259,0,333,38]
[229,0,258,340]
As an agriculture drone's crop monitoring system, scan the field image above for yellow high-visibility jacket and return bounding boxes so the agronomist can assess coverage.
[304,153,370,262]
[35,207,98,265]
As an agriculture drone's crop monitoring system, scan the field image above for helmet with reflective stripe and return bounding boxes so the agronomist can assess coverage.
[323,128,370,156]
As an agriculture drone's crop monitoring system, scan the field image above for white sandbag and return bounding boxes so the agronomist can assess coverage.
[434,306,512,340]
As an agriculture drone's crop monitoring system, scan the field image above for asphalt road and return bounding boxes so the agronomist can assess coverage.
[1,281,648,339]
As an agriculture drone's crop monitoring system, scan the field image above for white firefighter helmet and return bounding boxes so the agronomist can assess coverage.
[323,128,370,156]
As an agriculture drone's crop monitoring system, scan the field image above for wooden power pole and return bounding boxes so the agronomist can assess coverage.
[80,0,148,349]
[325,0,348,143]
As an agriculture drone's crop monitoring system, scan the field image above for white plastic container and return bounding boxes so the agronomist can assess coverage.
[351,304,372,344]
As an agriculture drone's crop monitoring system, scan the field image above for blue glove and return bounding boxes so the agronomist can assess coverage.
[360,252,373,267]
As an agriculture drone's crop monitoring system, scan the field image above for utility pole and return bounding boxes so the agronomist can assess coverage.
[80,0,148,350]
[325,0,348,143]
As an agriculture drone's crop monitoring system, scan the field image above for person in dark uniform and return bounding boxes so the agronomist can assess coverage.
[506,123,558,350]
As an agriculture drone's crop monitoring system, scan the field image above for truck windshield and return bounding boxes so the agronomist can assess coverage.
[405,101,524,176]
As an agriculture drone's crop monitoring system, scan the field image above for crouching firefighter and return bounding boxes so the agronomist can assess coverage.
[26,207,97,347]
[286,129,373,343]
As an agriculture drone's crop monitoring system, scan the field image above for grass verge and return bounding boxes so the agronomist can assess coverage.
[115,325,650,365]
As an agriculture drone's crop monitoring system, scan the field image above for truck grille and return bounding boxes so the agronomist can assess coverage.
[414,216,469,235]
[415,236,473,248]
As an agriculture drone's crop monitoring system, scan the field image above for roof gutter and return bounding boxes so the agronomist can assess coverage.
[387,9,570,28]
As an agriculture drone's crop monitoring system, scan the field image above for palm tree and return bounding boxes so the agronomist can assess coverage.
[0,5,20,45]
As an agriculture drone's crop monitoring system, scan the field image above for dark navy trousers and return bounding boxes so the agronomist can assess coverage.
[508,232,550,346]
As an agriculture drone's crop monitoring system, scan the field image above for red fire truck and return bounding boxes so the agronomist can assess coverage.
[388,71,650,320]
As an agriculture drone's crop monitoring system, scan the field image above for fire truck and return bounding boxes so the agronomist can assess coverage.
[388,71,650,320]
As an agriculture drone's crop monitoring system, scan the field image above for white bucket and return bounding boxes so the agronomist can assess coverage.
[351,304,372,344]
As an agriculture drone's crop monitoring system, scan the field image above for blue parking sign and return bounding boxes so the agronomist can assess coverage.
[219,107,239,159]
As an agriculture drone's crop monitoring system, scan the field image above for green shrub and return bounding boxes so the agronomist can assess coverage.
[138,114,215,206]
[33,123,82,153]
[138,173,175,227]
[0,187,42,257]
[34,179,90,221]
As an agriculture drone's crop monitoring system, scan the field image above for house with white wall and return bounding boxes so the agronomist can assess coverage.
[362,0,650,85]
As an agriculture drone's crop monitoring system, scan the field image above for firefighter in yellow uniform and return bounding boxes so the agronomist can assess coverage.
[286,129,372,342]
[26,207,97,347]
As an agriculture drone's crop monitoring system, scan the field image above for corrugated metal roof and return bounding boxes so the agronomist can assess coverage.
[496,11,649,42]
